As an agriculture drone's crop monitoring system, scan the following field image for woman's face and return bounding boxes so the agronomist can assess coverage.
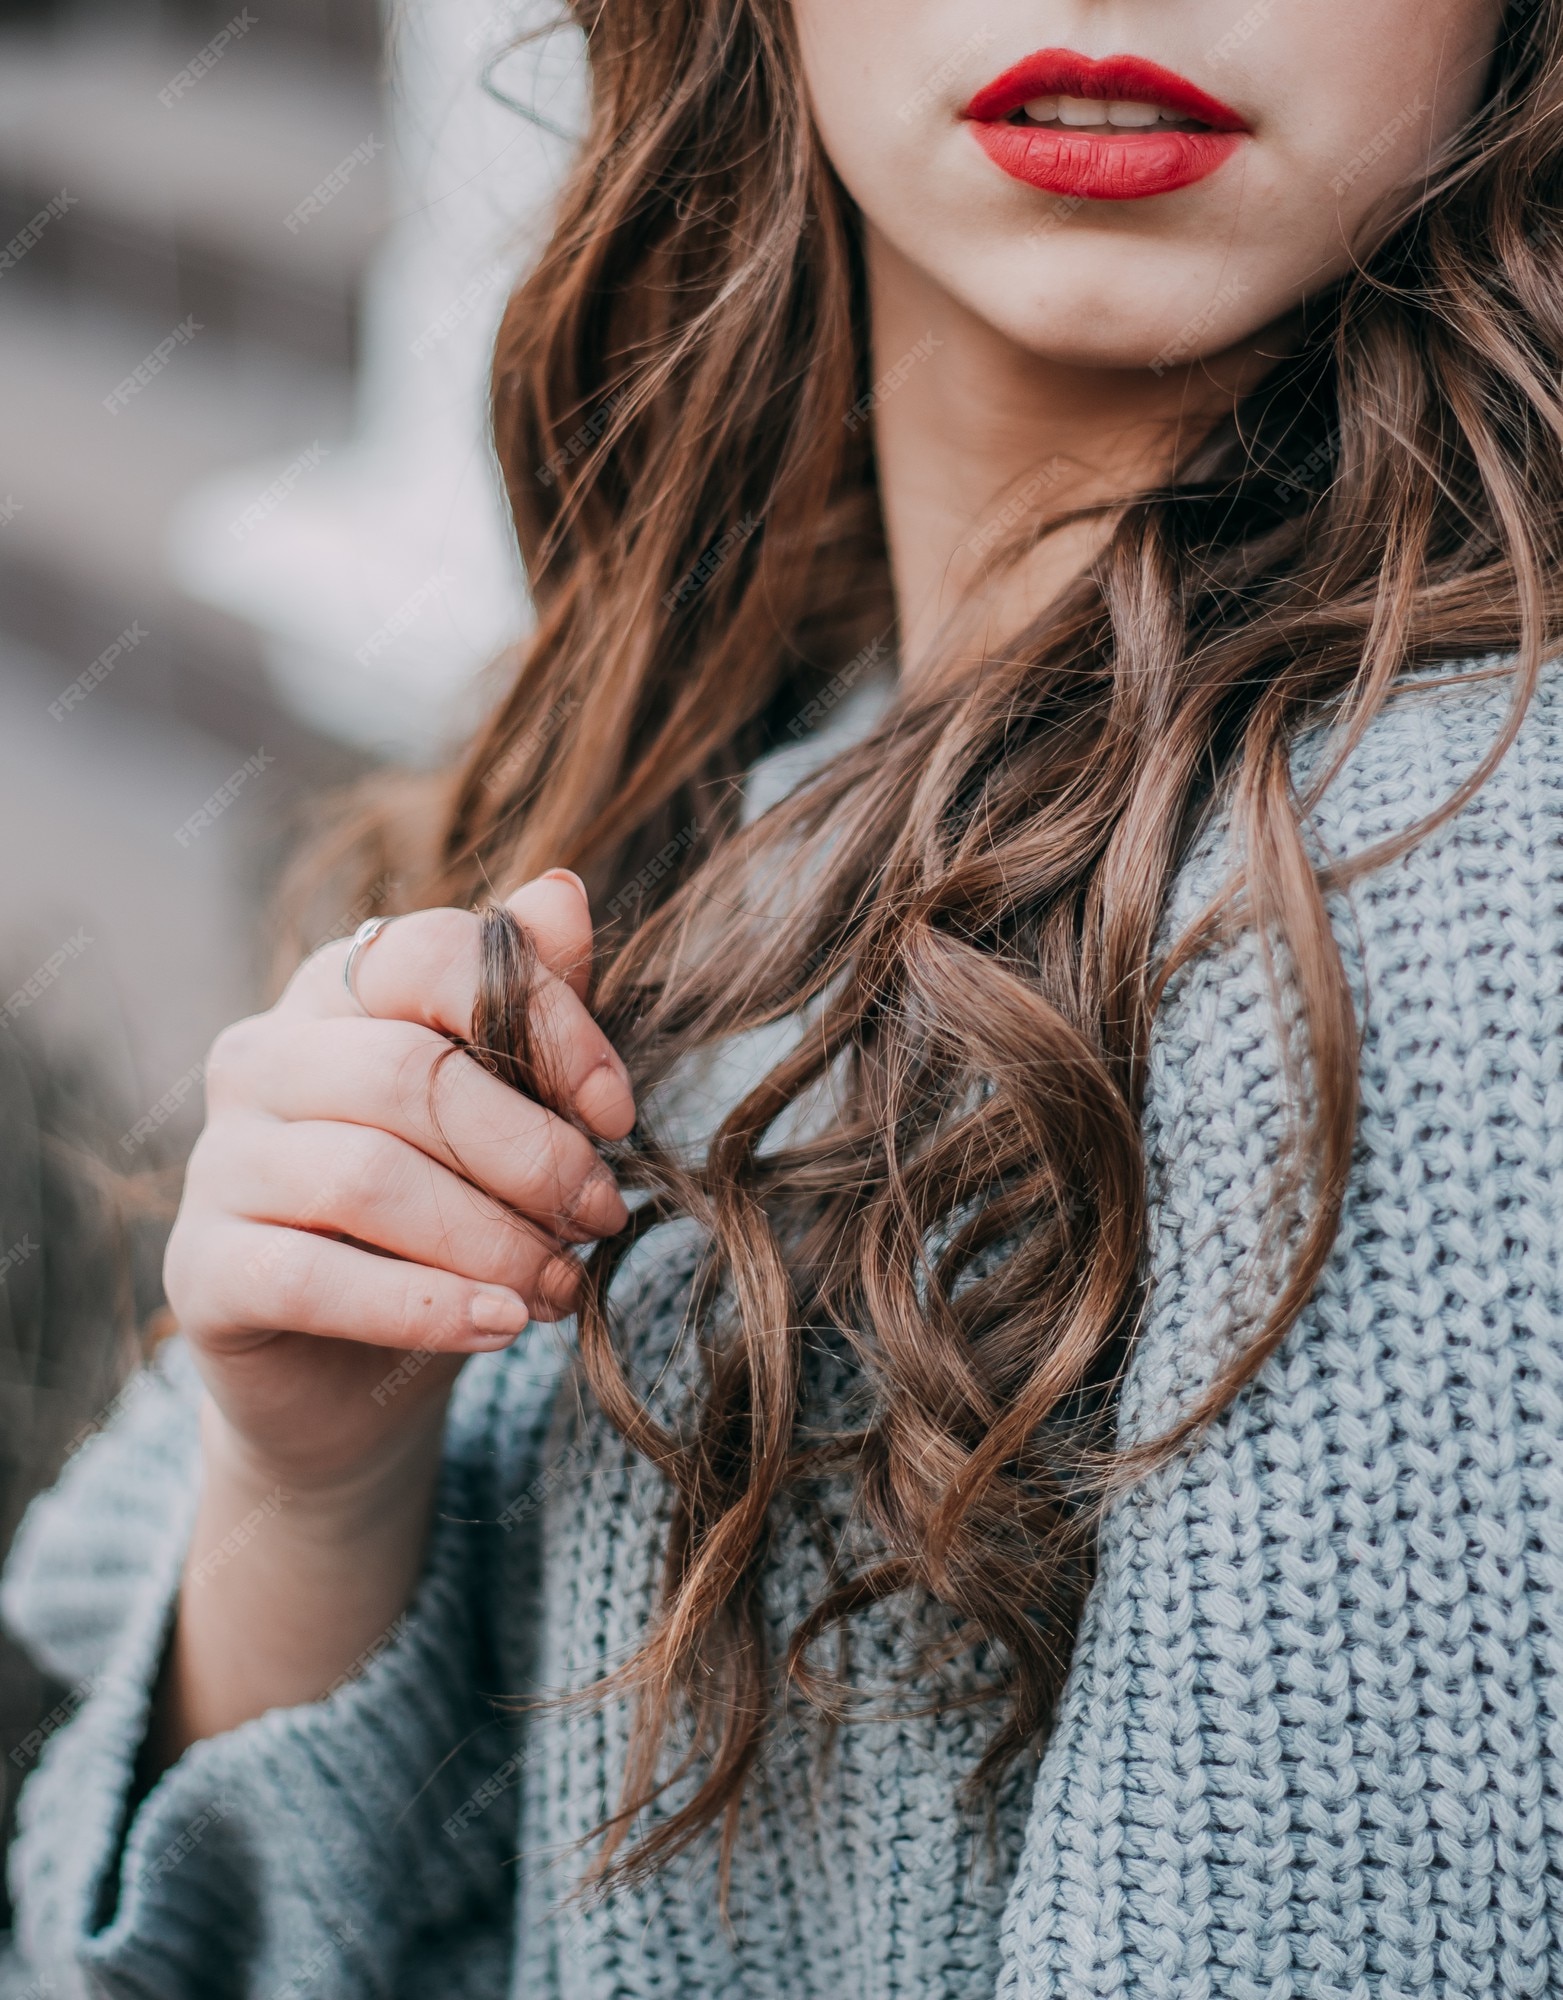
[790,0,1506,368]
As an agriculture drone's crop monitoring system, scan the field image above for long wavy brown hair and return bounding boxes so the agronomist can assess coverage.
[291,0,1563,1895]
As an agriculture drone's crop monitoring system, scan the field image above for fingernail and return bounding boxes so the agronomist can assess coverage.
[470,1288,529,1339]
[575,1053,636,1133]
[560,1163,630,1237]
[543,1256,581,1299]
[541,868,588,900]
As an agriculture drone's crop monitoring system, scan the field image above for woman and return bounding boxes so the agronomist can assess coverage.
[6,0,1559,1989]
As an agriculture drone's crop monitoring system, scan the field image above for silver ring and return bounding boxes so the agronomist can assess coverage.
[343,916,391,1011]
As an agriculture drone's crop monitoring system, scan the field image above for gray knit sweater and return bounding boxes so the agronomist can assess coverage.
[5,659,1563,1998]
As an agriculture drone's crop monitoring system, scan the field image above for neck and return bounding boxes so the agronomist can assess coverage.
[864,227,1283,681]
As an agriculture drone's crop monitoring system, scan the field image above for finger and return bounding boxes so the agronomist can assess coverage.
[207,1015,629,1241]
[213,1118,585,1321]
[178,1216,532,1354]
[474,904,633,1137]
[285,872,592,1025]
[268,902,634,1140]
[501,871,593,999]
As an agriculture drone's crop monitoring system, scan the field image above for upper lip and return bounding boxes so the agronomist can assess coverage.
[962,49,1249,132]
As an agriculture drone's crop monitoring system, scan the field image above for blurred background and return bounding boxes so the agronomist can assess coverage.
[0,0,583,1927]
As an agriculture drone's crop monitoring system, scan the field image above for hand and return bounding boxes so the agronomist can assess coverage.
[163,870,634,1500]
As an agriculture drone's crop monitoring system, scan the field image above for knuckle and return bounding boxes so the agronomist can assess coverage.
[390,1034,439,1097]
[477,1210,545,1290]
[161,1213,206,1319]
[180,1120,228,1192]
[540,1252,584,1311]
[169,1216,271,1338]
[203,1014,269,1101]
[181,1118,271,1224]
[401,906,478,986]
[551,1129,608,1204]
[328,1118,398,1194]
[263,1237,316,1328]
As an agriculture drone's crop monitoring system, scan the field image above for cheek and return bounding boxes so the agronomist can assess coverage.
[1215,0,1500,244]
[790,0,961,157]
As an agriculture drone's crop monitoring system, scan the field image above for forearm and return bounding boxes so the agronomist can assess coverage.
[151,1397,446,1762]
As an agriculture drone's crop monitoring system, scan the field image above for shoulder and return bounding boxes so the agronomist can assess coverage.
[1304,657,1563,1079]
[1138,655,1563,1419]
[1303,651,1563,870]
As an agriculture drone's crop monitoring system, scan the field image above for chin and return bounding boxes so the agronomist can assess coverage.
[959,263,1258,373]
[943,229,1295,376]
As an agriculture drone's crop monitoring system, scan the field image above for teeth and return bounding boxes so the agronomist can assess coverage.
[1056,95,1102,126]
[1020,96,1177,129]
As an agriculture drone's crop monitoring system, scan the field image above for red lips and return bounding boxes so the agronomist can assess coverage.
[963,49,1249,203]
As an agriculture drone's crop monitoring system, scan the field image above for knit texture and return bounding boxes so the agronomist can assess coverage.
[6,658,1563,1997]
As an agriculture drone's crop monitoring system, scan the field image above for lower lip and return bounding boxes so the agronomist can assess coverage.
[969,122,1244,202]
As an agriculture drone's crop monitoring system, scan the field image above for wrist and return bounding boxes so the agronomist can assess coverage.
[162,1397,446,1752]
[197,1391,446,1534]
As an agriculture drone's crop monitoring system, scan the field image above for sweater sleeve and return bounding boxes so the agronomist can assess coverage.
[1,1333,566,2000]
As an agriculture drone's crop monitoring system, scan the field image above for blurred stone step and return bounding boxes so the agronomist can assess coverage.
[0,25,389,368]
[0,284,351,601]
[0,283,359,757]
